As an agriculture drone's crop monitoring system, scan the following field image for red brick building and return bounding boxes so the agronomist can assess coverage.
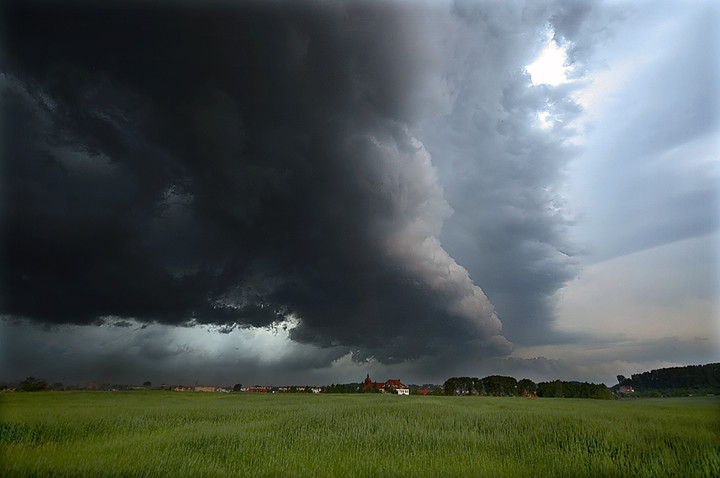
[362,375,409,394]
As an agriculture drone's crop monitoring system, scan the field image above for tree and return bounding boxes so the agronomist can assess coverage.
[143,381,152,387]
[418,385,443,395]
[518,379,536,394]
[233,383,243,392]
[562,381,580,398]
[537,380,564,398]
[443,377,457,395]
[18,376,48,392]
[587,383,613,400]
[481,375,518,396]
[443,377,474,395]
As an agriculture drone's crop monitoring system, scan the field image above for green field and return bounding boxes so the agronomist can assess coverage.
[1,392,718,477]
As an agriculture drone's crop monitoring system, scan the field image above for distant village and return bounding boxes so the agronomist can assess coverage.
[171,375,415,395]
[0,373,661,399]
[4,363,718,398]
[1,374,427,395]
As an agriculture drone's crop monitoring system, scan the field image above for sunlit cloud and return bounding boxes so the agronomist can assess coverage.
[525,30,574,87]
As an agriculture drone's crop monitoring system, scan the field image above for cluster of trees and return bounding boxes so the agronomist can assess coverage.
[615,363,720,397]
[323,383,361,393]
[16,376,49,392]
[443,376,537,397]
[536,380,613,399]
[285,386,317,393]
[442,376,613,399]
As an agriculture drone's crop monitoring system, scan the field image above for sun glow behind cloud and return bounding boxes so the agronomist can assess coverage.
[526,30,575,131]
[525,31,573,87]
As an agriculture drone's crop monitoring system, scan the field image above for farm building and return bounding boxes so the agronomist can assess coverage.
[362,375,409,395]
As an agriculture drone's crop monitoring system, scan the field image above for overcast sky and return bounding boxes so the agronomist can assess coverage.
[1,0,718,387]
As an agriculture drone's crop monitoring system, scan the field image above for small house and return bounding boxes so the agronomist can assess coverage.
[362,375,409,394]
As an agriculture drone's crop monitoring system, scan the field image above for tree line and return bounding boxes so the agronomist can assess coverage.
[536,380,613,399]
[442,376,535,396]
[441,375,612,399]
[615,362,720,397]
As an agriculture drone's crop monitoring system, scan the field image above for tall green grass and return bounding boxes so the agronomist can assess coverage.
[1,392,718,477]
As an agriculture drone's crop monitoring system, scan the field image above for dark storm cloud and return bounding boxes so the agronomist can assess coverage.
[0,1,509,364]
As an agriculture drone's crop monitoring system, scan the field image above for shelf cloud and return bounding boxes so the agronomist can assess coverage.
[2,0,717,384]
[1,1,513,366]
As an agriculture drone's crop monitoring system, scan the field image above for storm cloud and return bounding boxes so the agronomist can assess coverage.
[1,1,517,365]
[3,0,716,385]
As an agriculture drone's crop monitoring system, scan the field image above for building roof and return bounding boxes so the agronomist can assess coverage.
[384,379,407,389]
[362,376,407,390]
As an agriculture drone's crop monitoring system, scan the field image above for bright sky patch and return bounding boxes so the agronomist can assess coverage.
[526,32,572,86]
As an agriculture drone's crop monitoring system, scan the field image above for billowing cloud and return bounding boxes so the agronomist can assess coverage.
[2,0,716,386]
[0,1,513,367]
[418,1,587,345]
